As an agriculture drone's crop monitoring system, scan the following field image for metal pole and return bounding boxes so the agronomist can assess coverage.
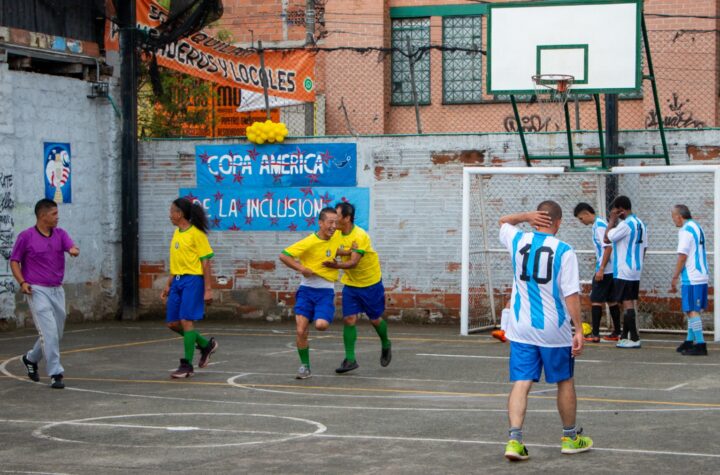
[257,40,271,121]
[120,0,139,319]
[511,95,531,166]
[593,94,606,169]
[304,0,315,135]
[406,37,422,134]
[642,16,670,165]
[605,93,619,211]
[461,169,470,336]
[563,100,575,169]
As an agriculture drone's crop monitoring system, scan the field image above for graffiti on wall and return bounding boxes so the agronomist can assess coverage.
[0,172,15,297]
[503,114,555,133]
[646,93,706,129]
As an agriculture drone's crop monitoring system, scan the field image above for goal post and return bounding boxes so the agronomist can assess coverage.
[460,165,720,341]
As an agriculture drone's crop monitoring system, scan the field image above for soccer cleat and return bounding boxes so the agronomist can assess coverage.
[171,359,194,378]
[381,343,392,367]
[616,339,641,349]
[50,374,65,389]
[602,333,620,342]
[296,365,312,379]
[676,340,694,353]
[584,335,600,343]
[504,440,529,461]
[682,343,708,356]
[22,355,39,382]
[198,337,218,368]
[561,434,593,454]
[335,359,359,374]
[492,330,507,343]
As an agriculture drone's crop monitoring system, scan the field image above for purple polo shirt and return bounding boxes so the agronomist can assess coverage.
[10,226,75,287]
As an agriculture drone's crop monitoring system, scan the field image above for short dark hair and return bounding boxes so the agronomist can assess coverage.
[611,195,632,211]
[573,202,595,217]
[319,207,337,222]
[537,200,562,222]
[336,202,355,223]
[34,199,57,217]
[674,204,692,220]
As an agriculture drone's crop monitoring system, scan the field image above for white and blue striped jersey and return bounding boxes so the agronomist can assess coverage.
[607,214,648,281]
[592,217,613,275]
[499,223,580,347]
[677,220,709,285]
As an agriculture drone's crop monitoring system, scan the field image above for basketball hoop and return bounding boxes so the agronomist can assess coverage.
[531,74,575,104]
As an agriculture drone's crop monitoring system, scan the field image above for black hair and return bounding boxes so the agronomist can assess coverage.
[173,197,209,233]
[611,195,632,211]
[318,207,337,222]
[537,200,562,222]
[573,202,595,217]
[34,198,57,217]
[674,204,692,220]
[336,201,355,224]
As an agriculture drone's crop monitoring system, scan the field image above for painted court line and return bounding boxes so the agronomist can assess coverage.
[417,352,720,367]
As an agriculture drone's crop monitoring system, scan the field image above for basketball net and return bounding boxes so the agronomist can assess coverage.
[531,74,574,132]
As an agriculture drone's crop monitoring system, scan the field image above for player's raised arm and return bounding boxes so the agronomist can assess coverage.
[499,211,552,228]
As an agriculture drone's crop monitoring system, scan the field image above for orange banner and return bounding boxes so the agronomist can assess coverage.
[126,0,316,102]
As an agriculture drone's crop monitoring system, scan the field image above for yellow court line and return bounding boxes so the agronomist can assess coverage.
[66,376,229,386]
[61,337,180,355]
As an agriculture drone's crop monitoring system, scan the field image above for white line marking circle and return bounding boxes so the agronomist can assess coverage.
[32,412,327,449]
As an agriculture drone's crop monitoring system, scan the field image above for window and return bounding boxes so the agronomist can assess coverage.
[443,16,482,104]
[391,18,431,105]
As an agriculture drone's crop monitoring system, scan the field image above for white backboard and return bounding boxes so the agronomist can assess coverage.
[488,0,642,94]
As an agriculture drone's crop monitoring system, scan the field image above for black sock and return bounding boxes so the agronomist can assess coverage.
[609,305,621,335]
[622,310,630,340]
[591,306,602,336]
[624,309,639,341]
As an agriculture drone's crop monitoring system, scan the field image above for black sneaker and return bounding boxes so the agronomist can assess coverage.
[198,338,218,368]
[171,359,194,378]
[335,359,359,374]
[676,340,694,353]
[22,355,39,382]
[50,374,65,389]
[682,343,708,356]
[381,343,392,367]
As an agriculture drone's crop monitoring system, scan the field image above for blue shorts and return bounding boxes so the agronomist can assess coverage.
[294,286,335,323]
[342,280,385,320]
[166,275,205,322]
[682,283,708,313]
[509,341,574,384]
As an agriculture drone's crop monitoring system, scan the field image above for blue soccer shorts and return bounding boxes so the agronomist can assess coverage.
[294,286,336,323]
[682,283,708,313]
[509,341,574,384]
[166,275,206,322]
[342,280,385,320]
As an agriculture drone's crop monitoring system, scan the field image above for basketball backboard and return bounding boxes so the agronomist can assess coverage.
[488,0,642,95]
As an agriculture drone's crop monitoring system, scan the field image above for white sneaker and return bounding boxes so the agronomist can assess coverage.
[296,365,312,379]
[616,339,641,349]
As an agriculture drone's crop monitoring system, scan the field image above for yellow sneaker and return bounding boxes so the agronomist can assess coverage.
[561,434,593,454]
[504,439,529,461]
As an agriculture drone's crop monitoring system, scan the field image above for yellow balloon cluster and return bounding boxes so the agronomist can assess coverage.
[246,120,289,145]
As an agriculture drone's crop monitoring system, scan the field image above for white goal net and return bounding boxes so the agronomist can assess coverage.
[461,166,720,340]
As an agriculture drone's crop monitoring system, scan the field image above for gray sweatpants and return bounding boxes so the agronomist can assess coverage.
[26,285,66,377]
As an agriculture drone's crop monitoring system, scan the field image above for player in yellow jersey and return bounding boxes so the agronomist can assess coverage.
[323,202,391,373]
[279,207,341,379]
[161,198,219,379]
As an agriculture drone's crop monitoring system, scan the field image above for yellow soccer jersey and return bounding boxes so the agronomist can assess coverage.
[169,226,214,275]
[282,232,341,283]
[337,225,382,287]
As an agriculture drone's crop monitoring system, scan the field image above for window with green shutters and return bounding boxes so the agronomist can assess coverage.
[442,16,483,104]
[391,18,431,105]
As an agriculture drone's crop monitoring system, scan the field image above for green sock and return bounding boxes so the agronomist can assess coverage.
[298,347,310,367]
[374,319,391,349]
[183,330,198,362]
[196,333,209,348]
[343,324,357,363]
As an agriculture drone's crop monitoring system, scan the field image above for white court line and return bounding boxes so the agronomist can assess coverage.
[417,352,720,367]
[314,434,720,459]
[666,382,689,391]
[205,360,228,367]
[0,328,109,342]
[0,471,74,475]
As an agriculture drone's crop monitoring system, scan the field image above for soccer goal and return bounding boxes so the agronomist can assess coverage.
[460,165,720,341]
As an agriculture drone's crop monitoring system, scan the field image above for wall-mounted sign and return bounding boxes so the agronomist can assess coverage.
[44,142,71,203]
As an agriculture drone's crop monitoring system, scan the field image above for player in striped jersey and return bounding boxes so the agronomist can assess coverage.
[499,201,592,462]
[671,205,709,356]
[573,203,621,342]
[605,196,648,349]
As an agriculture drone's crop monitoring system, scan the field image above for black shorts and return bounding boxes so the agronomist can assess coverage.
[610,279,640,303]
[590,274,615,303]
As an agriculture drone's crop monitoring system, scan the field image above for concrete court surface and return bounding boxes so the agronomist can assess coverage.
[0,321,719,474]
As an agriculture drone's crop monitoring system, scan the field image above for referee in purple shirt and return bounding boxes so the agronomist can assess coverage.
[10,199,79,389]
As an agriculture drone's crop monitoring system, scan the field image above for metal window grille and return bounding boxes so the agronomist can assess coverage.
[391,18,431,106]
[442,16,483,104]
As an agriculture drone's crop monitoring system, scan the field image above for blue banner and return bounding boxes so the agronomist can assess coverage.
[195,143,357,188]
[181,186,369,232]
[44,142,71,204]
